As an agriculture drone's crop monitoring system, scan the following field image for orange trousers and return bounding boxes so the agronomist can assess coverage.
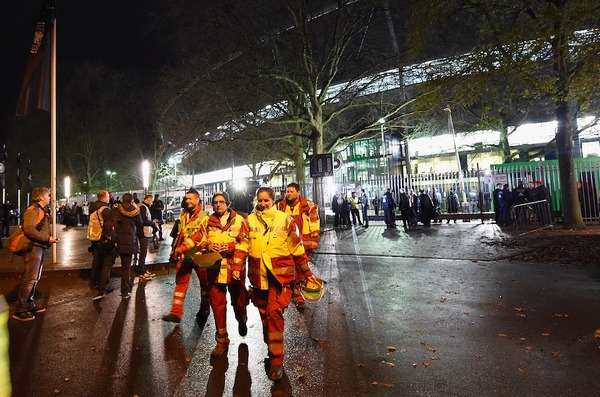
[251,281,292,366]
[169,260,210,318]
[209,279,248,340]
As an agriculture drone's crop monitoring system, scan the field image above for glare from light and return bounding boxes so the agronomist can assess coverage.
[232,179,247,191]
[64,176,70,199]
[142,160,150,189]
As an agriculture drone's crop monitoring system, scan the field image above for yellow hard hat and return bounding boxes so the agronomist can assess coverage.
[300,277,326,303]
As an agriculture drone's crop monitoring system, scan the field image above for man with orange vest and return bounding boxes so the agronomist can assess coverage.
[197,192,248,357]
[235,187,317,381]
[162,188,211,326]
[275,182,320,310]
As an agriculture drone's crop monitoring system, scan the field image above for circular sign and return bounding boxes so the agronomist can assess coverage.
[333,156,342,171]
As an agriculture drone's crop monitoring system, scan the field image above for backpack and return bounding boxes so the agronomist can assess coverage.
[86,207,106,242]
[98,211,120,254]
[6,206,46,256]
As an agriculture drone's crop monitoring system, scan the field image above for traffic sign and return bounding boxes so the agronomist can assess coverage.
[309,153,334,177]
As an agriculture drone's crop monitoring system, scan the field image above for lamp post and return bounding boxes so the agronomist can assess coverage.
[142,160,150,194]
[444,107,466,203]
[64,176,70,208]
[106,170,116,191]
[168,157,178,191]
[378,117,387,174]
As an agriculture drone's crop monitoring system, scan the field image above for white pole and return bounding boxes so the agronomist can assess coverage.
[51,15,57,263]
[444,107,466,203]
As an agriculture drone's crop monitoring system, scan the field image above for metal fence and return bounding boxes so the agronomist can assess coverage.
[330,157,600,222]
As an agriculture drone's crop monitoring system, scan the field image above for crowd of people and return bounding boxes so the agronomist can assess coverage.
[492,180,552,226]
[7,183,321,384]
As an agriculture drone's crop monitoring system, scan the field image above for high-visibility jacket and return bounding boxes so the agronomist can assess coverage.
[276,196,320,253]
[198,209,245,284]
[175,206,209,262]
[234,206,311,290]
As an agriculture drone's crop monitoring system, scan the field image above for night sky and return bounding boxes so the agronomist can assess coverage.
[1,0,162,117]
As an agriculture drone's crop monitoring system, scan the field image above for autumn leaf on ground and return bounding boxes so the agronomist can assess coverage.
[371,381,380,386]
[420,341,428,346]
[498,333,507,337]
[439,297,447,303]
[412,363,418,368]
[387,346,397,352]
[518,367,527,373]
[423,360,431,367]
[426,347,436,352]
[382,360,395,367]
[383,384,394,388]
[551,351,562,357]
[541,332,550,337]
[594,329,600,338]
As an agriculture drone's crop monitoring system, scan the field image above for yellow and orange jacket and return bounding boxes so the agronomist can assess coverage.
[198,209,245,284]
[276,196,320,253]
[234,206,312,290]
[174,206,209,262]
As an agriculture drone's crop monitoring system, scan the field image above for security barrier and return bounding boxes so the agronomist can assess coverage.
[511,199,552,228]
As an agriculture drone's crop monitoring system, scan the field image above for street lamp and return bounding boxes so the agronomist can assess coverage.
[106,170,116,191]
[378,117,387,174]
[444,107,466,203]
[168,157,178,190]
[64,176,70,207]
[142,160,150,194]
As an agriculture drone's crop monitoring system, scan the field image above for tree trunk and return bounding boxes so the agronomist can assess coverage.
[311,125,326,226]
[498,125,511,163]
[552,24,585,229]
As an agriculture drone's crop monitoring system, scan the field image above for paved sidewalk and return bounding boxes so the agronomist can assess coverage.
[0,219,524,278]
[0,223,174,278]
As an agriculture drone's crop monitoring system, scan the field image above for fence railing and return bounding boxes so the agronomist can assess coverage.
[330,157,600,223]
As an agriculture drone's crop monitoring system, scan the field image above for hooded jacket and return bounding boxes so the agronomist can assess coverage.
[110,202,142,255]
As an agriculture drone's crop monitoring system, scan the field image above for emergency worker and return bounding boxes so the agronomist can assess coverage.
[234,187,317,381]
[162,188,211,325]
[198,192,248,357]
[275,182,320,310]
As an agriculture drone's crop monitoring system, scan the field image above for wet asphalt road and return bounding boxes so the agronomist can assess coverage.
[2,222,600,396]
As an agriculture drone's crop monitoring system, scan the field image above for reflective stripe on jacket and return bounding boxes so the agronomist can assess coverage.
[276,197,320,253]
[199,209,245,284]
[234,206,310,289]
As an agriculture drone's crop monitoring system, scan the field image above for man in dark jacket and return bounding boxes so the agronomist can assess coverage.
[150,194,165,240]
[111,193,142,299]
[136,195,157,281]
[13,187,58,321]
[382,188,396,229]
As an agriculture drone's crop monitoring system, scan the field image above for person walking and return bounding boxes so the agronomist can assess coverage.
[109,193,142,299]
[234,187,317,381]
[382,188,396,229]
[136,194,157,281]
[88,190,115,300]
[349,191,362,226]
[419,189,434,228]
[12,187,58,321]
[360,189,369,228]
[276,182,320,310]
[150,194,165,241]
[492,183,502,223]
[331,192,341,227]
[162,188,211,326]
[1,200,11,237]
[447,188,460,224]
[398,189,411,228]
[198,192,248,357]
